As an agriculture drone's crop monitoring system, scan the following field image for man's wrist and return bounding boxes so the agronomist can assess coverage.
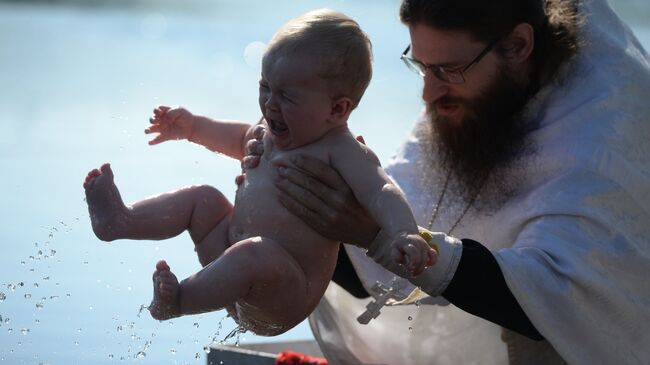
[366,227,463,296]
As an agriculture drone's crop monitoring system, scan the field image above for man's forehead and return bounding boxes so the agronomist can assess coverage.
[408,24,483,64]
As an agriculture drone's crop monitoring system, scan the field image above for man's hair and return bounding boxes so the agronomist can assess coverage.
[399,0,581,86]
[265,9,373,109]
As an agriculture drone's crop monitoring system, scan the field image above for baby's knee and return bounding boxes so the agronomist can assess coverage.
[189,185,232,211]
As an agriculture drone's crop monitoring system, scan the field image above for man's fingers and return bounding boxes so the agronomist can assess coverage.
[245,139,264,155]
[289,155,348,190]
[252,124,266,139]
[277,189,326,230]
[277,166,333,198]
[241,156,261,170]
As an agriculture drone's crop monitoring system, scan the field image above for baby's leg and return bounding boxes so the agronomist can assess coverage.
[174,237,309,332]
[84,163,232,262]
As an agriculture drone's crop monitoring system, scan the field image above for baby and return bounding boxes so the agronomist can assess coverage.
[83,9,435,335]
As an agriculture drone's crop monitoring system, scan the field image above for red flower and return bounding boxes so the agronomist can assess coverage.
[275,351,328,365]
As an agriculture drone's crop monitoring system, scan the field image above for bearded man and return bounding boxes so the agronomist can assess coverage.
[243,0,650,363]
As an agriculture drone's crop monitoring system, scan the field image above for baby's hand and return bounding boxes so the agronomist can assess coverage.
[145,105,195,145]
[390,232,437,276]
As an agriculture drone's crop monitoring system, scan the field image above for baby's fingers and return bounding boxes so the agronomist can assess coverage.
[147,134,169,146]
[153,105,171,116]
[144,123,163,135]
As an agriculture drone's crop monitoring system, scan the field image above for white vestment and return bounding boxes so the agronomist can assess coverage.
[308,1,650,364]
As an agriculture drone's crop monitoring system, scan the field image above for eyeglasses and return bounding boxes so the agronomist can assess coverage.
[400,39,499,84]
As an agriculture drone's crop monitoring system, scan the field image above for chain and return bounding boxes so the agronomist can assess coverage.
[426,169,485,235]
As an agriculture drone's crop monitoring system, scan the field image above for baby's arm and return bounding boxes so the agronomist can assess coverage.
[146,105,259,161]
[330,136,435,274]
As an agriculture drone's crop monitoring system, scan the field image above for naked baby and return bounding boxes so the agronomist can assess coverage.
[83,9,435,335]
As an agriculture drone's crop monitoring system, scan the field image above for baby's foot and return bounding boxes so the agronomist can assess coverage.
[83,163,130,241]
[149,260,180,321]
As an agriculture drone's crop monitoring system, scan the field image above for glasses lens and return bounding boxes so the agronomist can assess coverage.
[436,68,465,84]
[401,56,425,77]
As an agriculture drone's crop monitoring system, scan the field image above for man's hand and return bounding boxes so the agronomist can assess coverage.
[145,105,195,145]
[390,232,437,277]
[272,149,380,247]
[235,124,266,186]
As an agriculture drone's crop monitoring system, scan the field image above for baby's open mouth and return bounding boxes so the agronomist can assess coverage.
[268,118,289,135]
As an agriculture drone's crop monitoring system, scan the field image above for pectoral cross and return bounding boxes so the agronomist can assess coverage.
[357,277,406,324]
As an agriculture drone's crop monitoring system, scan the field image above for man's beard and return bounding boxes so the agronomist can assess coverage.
[426,63,537,205]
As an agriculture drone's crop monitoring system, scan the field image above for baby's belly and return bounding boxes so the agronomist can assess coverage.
[229,162,332,262]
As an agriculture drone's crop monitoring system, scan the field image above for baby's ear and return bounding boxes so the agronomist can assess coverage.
[329,97,353,124]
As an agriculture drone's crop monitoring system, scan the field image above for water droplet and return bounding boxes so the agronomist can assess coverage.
[194,352,201,360]
[77,328,82,333]
[7,328,13,333]
[0,292,6,302]
[35,319,40,324]
[193,322,199,328]
[135,351,146,358]
[170,349,176,355]
[49,295,59,300]
[408,316,413,321]
[24,294,31,299]
[20,328,30,335]
[74,341,79,346]
[20,261,25,265]
[203,346,211,354]
[34,283,39,288]
[108,354,114,359]
[17,282,24,288]
[408,326,413,332]
[415,300,421,307]
[7,284,16,291]
[36,302,44,309]
[117,325,123,332]
[50,250,57,256]
[4,317,9,324]
[144,341,151,351]
[42,276,50,281]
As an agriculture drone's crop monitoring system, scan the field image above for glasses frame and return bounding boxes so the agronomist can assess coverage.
[400,39,499,84]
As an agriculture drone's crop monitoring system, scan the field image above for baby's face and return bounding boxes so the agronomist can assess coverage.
[259,54,336,150]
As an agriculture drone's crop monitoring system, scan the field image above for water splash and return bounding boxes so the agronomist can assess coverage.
[221,326,247,346]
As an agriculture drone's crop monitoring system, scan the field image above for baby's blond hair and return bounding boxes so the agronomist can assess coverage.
[264,9,373,109]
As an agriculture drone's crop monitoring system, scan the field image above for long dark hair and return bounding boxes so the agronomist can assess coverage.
[399,0,581,87]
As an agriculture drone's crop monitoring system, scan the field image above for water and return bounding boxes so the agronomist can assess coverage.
[0,0,648,364]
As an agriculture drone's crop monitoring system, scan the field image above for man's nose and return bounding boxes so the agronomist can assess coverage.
[422,73,450,104]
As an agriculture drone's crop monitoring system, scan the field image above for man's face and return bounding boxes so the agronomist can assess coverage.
[409,24,534,198]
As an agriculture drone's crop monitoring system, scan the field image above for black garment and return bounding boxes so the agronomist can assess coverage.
[331,240,543,341]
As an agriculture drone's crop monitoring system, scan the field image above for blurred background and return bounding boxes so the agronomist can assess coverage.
[0,0,648,364]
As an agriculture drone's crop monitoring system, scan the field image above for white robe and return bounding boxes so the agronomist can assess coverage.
[308,0,650,364]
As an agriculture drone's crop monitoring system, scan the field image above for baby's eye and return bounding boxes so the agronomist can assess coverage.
[258,80,269,89]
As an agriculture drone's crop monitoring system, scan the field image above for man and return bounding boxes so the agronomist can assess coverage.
[245,0,650,363]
